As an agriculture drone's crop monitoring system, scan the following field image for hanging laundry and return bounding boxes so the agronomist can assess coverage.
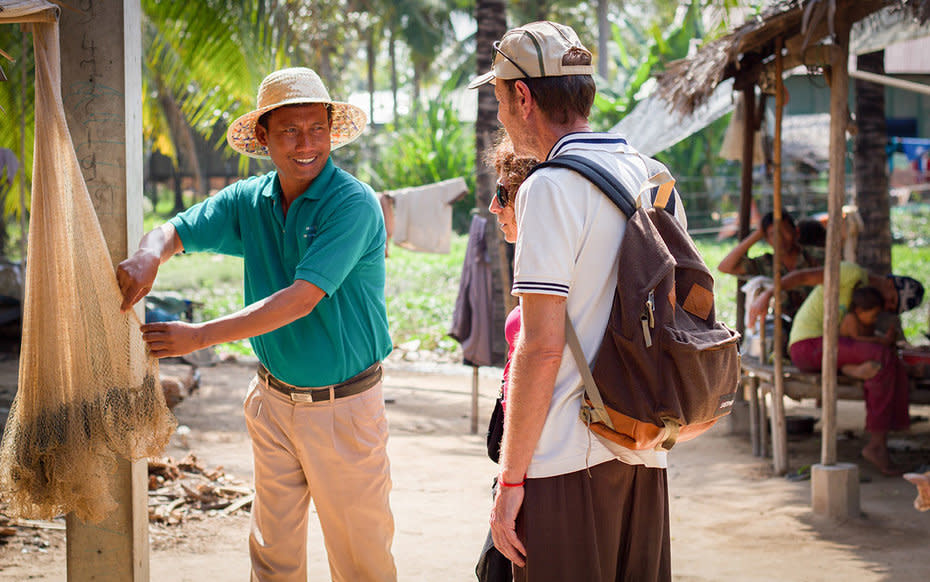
[384,177,467,254]
[0,148,19,185]
[449,214,495,367]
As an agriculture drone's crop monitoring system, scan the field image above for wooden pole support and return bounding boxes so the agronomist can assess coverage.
[59,1,148,580]
[770,36,789,476]
[821,13,852,469]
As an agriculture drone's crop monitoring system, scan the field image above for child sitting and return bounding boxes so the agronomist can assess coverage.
[839,285,894,380]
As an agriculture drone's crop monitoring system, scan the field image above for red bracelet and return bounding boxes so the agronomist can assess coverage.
[498,474,526,488]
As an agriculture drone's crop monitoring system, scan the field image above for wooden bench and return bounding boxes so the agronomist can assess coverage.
[740,356,930,465]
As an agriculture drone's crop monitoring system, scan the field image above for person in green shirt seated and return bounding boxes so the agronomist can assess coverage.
[751,264,924,476]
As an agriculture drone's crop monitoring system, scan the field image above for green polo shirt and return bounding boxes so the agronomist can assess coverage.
[169,159,392,386]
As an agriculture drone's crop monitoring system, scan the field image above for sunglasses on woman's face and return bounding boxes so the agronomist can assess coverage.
[495,181,510,207]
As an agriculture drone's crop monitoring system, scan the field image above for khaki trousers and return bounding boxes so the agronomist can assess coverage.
[244,374,397,582]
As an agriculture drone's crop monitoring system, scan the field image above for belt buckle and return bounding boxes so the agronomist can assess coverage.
[289,391,315,403]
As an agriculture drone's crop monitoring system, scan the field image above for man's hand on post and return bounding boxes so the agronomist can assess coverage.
[141,321,205,358]
[116,250,160,313]
[490,483,527,567]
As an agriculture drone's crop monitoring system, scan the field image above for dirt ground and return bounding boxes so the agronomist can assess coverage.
[1,353,930,582]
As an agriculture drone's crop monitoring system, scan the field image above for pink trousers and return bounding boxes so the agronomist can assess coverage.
[244,374,397,581]
[790,337,910,432]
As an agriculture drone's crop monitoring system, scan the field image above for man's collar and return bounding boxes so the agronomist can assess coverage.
[546,132,629,160]
[261,157,336,201]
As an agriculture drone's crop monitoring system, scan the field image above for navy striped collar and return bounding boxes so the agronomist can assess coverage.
[547,132,628,160]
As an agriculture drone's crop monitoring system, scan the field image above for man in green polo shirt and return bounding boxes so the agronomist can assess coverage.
[117,67,396,582]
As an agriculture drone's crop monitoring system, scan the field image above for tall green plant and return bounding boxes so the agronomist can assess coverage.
[0,26,34,229]
[358,93,476,232]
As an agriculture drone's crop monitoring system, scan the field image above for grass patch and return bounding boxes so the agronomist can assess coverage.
[151,252,251,356]
[385,237,467,353]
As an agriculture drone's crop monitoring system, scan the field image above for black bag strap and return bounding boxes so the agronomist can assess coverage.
[527,154,637,218]
[528,153,678,217]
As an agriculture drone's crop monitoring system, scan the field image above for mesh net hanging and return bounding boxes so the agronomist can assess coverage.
[0,19,176,523]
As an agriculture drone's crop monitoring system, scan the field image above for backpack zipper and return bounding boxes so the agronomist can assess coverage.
[641,289,656,347]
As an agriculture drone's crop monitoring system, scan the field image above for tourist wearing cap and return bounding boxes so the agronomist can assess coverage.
[116,68,396,581]
[470,21,686,582]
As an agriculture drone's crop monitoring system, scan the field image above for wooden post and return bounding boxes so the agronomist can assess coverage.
[59,1,148,580]
[820,16,851,469]
[770,37,789,475]
[471,367,480,435]
[735,86,756,337]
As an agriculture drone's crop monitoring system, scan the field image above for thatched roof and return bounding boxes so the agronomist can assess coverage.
[656,0,930,115]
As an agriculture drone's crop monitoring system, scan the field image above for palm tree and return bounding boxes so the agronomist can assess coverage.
[0,27,34,259]
[854,50,891,275]
[474,0,509,363]
[141,0,283,187]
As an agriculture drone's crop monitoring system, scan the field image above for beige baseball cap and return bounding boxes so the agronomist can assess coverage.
[467,21,595,89]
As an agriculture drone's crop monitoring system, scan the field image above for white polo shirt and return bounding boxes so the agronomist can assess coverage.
[512,132,687,478]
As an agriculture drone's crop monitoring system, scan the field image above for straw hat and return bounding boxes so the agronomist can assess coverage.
[226,67,367,159]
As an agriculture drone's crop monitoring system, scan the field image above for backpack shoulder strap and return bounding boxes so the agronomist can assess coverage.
[527,154,637,218]
[636,154,678,216]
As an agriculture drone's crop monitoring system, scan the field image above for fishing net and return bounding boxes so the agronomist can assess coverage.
[0,19,176,523]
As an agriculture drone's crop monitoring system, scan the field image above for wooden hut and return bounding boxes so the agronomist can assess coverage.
[653,0,930,517]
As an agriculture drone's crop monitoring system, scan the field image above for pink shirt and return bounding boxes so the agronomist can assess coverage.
[501,305,521,410]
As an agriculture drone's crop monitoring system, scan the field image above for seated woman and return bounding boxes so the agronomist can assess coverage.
[718,209,825,323]
[755,264,924,475]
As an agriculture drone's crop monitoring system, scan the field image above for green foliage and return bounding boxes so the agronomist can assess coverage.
[152,252,250,357]
[384,237,468,352]
[356,93,476,232]
[589,2,744,179]
[891,203,930,246]
[589,2,704,131]
[891,220,930,342]
[0,26,34,222]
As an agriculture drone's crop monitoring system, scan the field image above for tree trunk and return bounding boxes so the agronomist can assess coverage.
[172,171,184,216]
[155,76,204,213]
[475,0,509,365]
[597,0,609,80]
[854,50,891,275]
[389,27,399,121]
[366,28,376,125]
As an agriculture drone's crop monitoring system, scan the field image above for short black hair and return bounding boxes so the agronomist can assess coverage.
[256,102,334,130]
[797,218,826,247]
[851,285,884,312]
[761,208,796,231]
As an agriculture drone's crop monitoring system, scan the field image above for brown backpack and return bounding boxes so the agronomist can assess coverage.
[529,154,741,451]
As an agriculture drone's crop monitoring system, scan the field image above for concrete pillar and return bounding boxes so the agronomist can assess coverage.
[59,1,148,580]
[811,463,860,519]
[726,400,751,436]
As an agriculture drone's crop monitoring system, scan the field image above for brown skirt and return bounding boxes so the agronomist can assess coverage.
[513,460,671,582]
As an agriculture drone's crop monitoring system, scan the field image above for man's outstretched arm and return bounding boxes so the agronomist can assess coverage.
[117,223,184,312]
[139,280,326,358]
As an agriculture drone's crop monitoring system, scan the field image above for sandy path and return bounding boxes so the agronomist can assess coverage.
[1,358,929,581]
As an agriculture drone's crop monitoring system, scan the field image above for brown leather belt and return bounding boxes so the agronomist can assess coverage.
[257,362,382,403]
